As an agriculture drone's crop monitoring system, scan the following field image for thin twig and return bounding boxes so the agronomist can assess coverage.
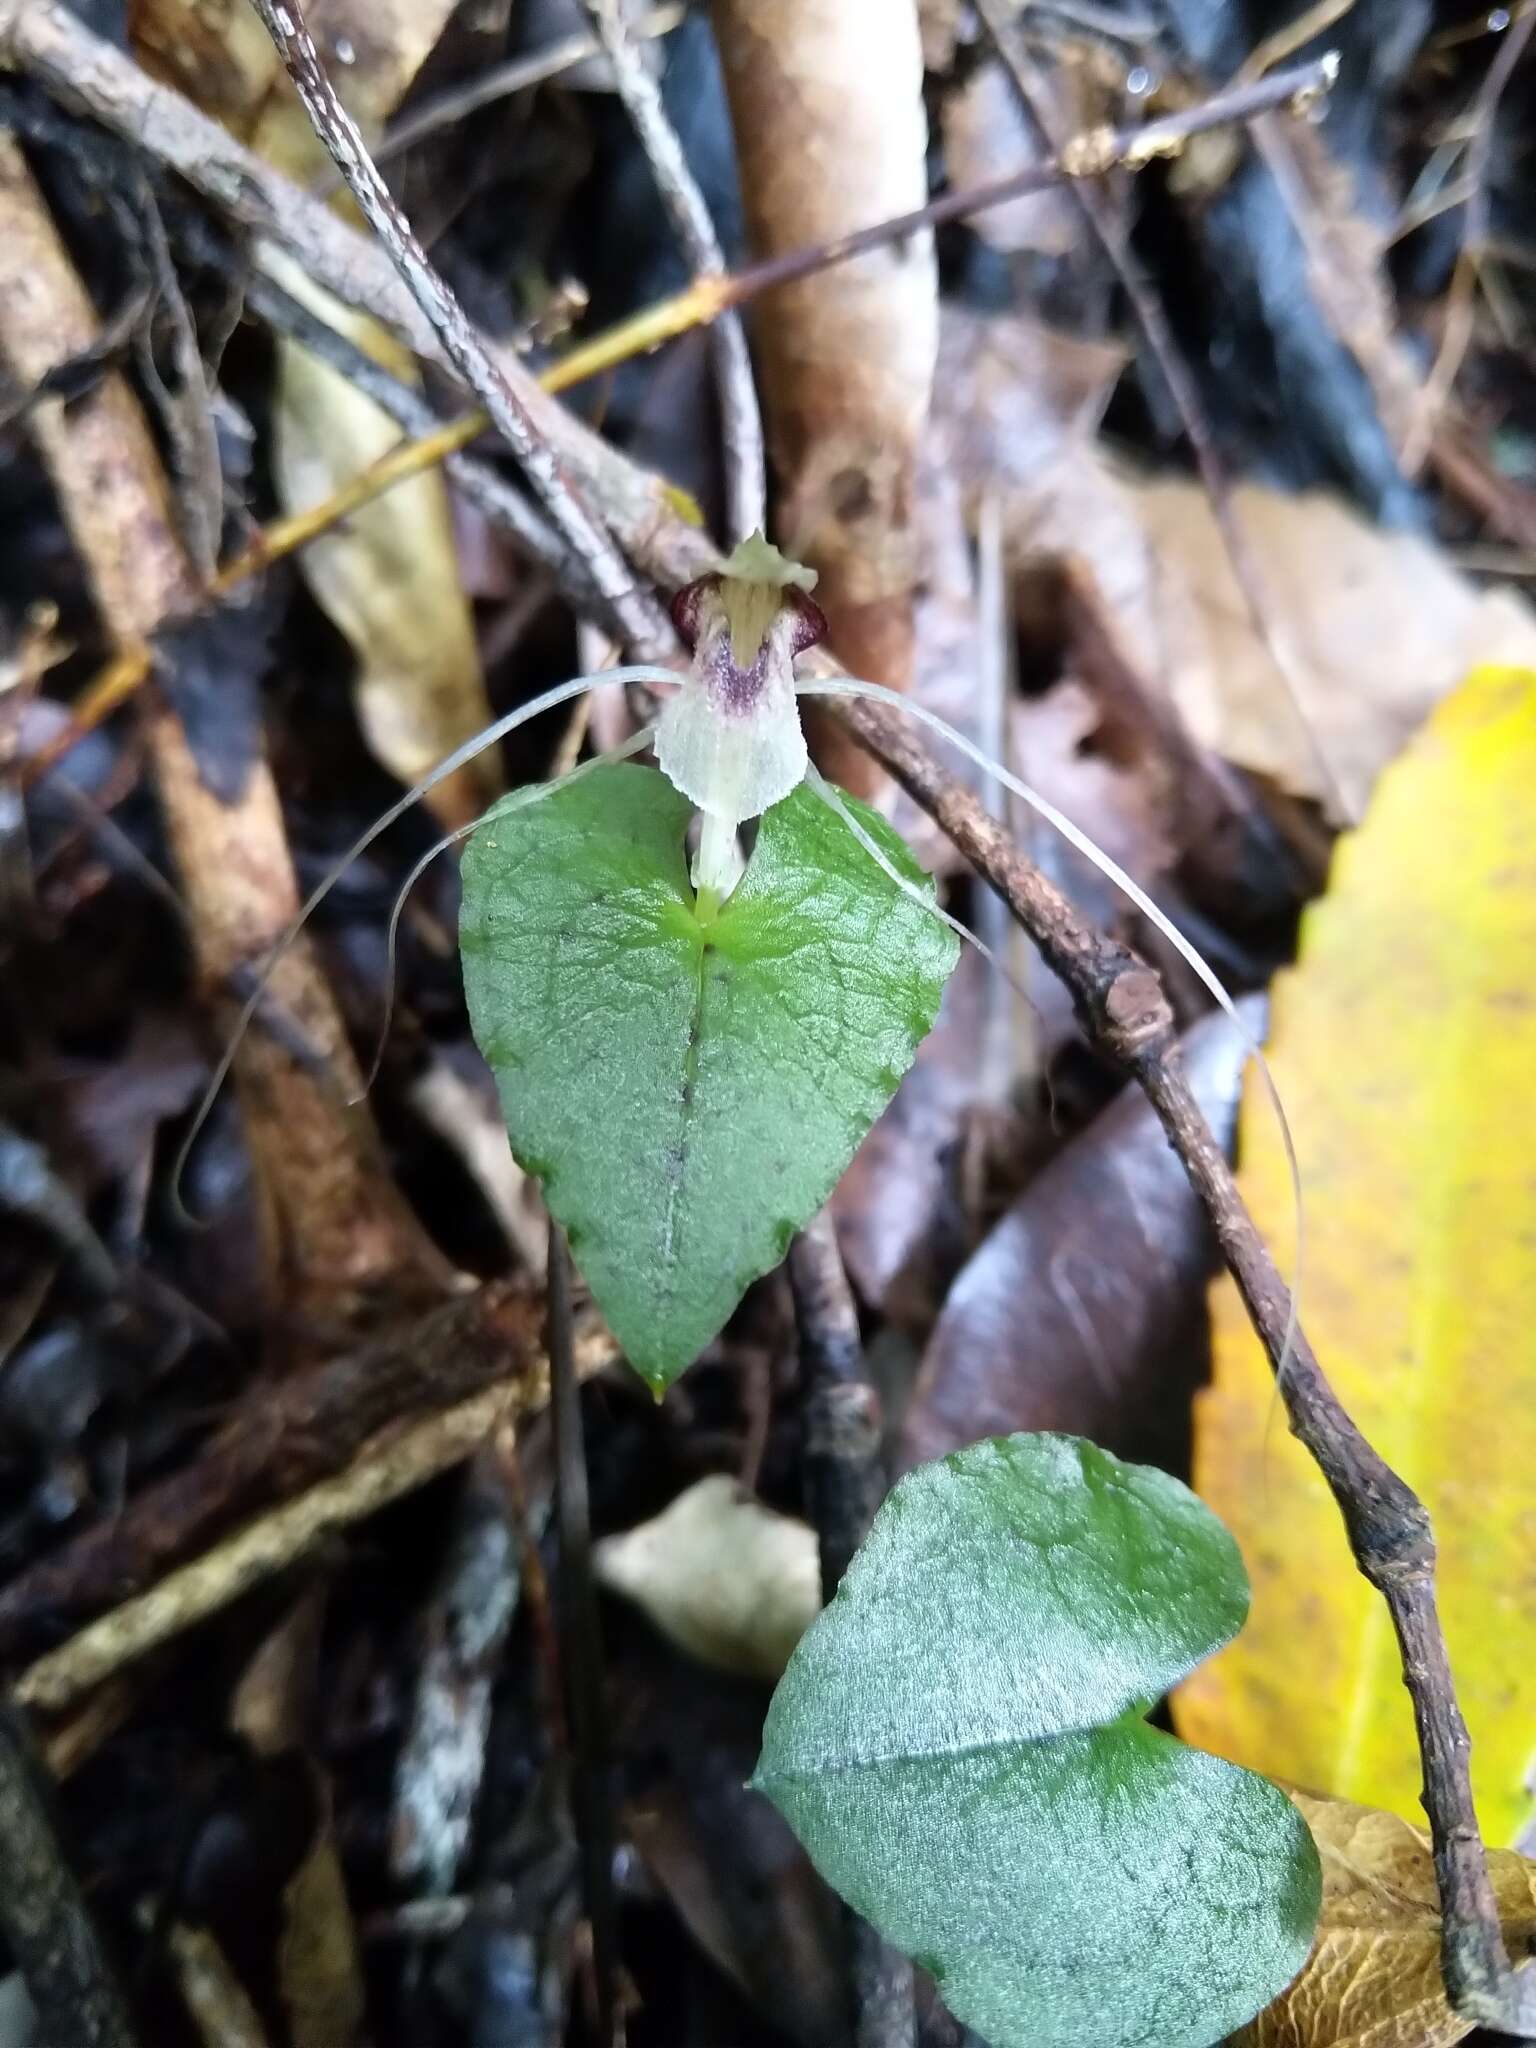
[0,1705,139,2046]
[584,0,766,541]
[0,0,1327,585]
[1236,0,1357,83]
[247,0,670,660]
[353,4,685,176]
[547,1219,620,2047]
[788,1211,885,1596]
[1407,5,1536,472]
[828,689,1536,2037]
[975,1,1352,820]
[17,1387,517,1716]
[0,1283,566,1665]
[788,1211,916,2048]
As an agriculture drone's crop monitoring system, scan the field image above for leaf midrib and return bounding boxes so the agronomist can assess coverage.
[760,1701,1155,1788]
[656,920,710,1281]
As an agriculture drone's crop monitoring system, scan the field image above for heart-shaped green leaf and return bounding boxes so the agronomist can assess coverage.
[459,760,956,1389]
[755,1434,1321,2048]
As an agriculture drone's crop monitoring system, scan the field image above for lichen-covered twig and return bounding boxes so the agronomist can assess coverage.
[830,688,1536,2036]
[585,0,766,542]
[247,0,671,660]
[0,1704,138,2045]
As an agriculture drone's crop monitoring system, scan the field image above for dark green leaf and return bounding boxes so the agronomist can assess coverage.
[755,1434,1321,2048]
[459,761,956,1389]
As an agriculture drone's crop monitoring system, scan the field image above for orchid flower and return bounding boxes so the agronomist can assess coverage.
[180,531,1302,1376]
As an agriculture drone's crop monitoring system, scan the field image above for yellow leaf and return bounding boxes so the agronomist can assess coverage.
[267,261,499,829]
[1235,1791,1536,2048]
[1177,667,1536,1843]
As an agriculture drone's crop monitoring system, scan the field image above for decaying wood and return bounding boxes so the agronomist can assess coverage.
[18,1388,512,1715]
[0,1282,596,1667]
[0,134,451,1329]
[0,1705,138,2045]
[711,0,937,793]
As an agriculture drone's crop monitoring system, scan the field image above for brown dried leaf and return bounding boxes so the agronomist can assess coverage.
[713,0,938,791]
[832,945,1001,1321]
[900,1002,1255,1471]
[935,308,1536,810]
[1235,1792,1536,2048]
[1134,478,1536,813]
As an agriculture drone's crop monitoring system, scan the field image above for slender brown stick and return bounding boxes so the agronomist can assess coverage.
[547,1220,620,2047]
[1407,5,1536,469]
[247,0,671,661]
[788,1211,885,1596]
[585,0,766,542]
[0,1283,558,1665]
[0,1705,139,2046]
[975,1,1352,820]
[788,1211,915,2048]
[0,0,1326,595]
[829,689,1536,2034]
[359,4,684,175]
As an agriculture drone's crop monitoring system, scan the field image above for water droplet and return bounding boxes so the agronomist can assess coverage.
[334,33,357,62]
[1125,65,1155,97]
[1489,8,1512,32]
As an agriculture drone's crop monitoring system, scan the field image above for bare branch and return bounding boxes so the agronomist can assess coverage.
[585,0,766,541]
[830,688,1536,2037]
[246,0,670,657]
